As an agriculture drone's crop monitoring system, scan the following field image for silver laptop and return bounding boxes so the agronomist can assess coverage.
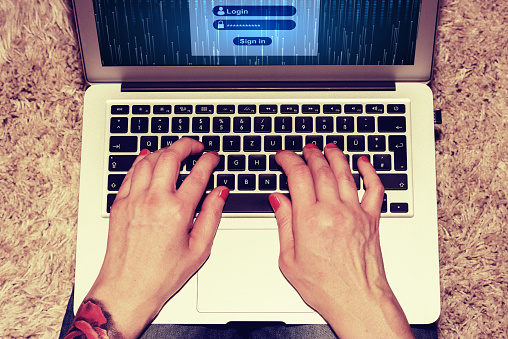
[72,0,440,325]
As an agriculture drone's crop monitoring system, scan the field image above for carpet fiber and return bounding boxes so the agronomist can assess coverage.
[0,0,506,337]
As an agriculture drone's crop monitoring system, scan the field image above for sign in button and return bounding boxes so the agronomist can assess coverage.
[233,37,272,46]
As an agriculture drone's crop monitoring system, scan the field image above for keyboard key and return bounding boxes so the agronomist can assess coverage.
[107,174,125,191]
[141,136,158,151]
[215,193,290,213]
[281,105,299,114]
[217,174,235,190]
[265,135,282,152]
[111,105,129,114]
[305,135,323,150]
[259,105,277,114]
[238,174,256,190]
[368,135,386,152]
[161,136,179,148]
[192,117,210,133]
[254,117,272,133]
[347,135,365,152]
[202,136,220,152]
[357,116,375,133]
[302,105,320,114]
[381,193,388,213]
[345,104,363,114]
[248,155,266,171]
[389,135,408,171]
[107,194,117,213]
[110,136,138,153]
[373,154,391,171]
[285,135,303,151]
[132,105,150,114]
[378,174,408,190]
[175,105,192,114]
[352,154,370,171]
[323,105,341,114]
[244,136,261,152]
[153,105,172,114]
[275,117,293,133]
[233,117,251,133]
[151,117,169,133]
[177,174,187,189]
[269,155,282,171]
[172,117,190,133]
[387,104,406,114]
[228,155,245,171]
[279,174,288,190]
[238,105,256,114]
[109,155,137,172]
[337,117,354,132]
[217,105,235,114]
[259,174,277,191]
[215,155,225,171]
[295,117,313,132]
[352,174,360,190]
[388,135,407,151]
[110,117,128,133]
[223,136,241,152]
[131,117,149,133]
[186,154,202,171]
[366,104,384,114]
[316,117,333,132]
[196,105,214,114]
[378,116,406,132]
[390,203,409,213]
[213,117,231,133]
[325,135,345,151]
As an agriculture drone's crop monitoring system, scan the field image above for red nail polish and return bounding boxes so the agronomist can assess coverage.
[208,151,219,157]
[359,156,370,162]
[219,188,229,201]
[304,143,320,150]
[325,143,339,149]
[268,194,281,212]
[276,150,284,155]
[139,149,150,155]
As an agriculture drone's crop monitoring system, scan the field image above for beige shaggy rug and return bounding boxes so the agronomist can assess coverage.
[0,0,507,338]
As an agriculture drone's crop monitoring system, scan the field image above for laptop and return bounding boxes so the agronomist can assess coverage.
[72,0,441,325]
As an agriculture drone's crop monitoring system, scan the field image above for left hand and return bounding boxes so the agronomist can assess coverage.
[85,138,228,338]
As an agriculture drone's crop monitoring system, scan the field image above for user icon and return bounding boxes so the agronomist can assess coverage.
[217,7,225,15]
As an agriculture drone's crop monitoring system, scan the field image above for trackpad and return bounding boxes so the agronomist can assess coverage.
[197,230,312,313]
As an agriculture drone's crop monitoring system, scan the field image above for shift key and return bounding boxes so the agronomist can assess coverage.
[377,174,408,190]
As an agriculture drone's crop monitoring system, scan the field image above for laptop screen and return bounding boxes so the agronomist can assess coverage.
[92,0,422,67]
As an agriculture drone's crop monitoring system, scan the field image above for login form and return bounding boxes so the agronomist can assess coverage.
[189,1,321,58]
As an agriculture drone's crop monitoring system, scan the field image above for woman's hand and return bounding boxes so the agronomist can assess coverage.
[82,138,228,338]
[270,143,414,339]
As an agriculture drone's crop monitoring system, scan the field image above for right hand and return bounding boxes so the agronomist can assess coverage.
[269,143,414,339]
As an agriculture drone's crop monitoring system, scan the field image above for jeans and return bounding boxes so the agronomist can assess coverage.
[60,288,437,339]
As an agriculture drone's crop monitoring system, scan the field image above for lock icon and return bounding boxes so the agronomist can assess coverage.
[217,20,224,29]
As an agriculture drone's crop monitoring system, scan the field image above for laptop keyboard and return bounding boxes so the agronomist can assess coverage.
[105,100,412,217]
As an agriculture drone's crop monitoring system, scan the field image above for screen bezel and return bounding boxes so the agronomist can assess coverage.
[72,0,439,84]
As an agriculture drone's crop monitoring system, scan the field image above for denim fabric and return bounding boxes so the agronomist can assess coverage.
[62,287,438,338]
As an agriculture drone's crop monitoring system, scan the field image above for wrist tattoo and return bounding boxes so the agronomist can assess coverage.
[64,299,123,339]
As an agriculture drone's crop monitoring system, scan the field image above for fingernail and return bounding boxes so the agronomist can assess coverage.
[276,150,284,155]
[325,143,339,149]
[208,151,219,157]
[359,156,370,162]
[219,188,229,201]
[268,194,281,212]
[304,143,320,150]
[139,149,150,155]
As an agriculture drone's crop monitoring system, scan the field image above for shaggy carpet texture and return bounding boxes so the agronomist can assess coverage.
[0,0,506,338]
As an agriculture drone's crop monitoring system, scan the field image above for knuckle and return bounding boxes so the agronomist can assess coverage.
[159,149,181,164]
[290,163,311,178]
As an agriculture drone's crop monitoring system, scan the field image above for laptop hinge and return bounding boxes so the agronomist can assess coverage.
[121,81,396,92]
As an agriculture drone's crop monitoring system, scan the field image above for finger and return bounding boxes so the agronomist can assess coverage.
[358,156,385,217]
[302,144,340,202]
[118,149,153,198]
[178,151,220,206]
[188,186,229,260]
[150,138,205,193]
[269,193,295,269]
[275,150,316,209]
[324,143,359,204]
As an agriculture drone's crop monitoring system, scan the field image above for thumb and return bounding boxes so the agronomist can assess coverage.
[269,193,295,264]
